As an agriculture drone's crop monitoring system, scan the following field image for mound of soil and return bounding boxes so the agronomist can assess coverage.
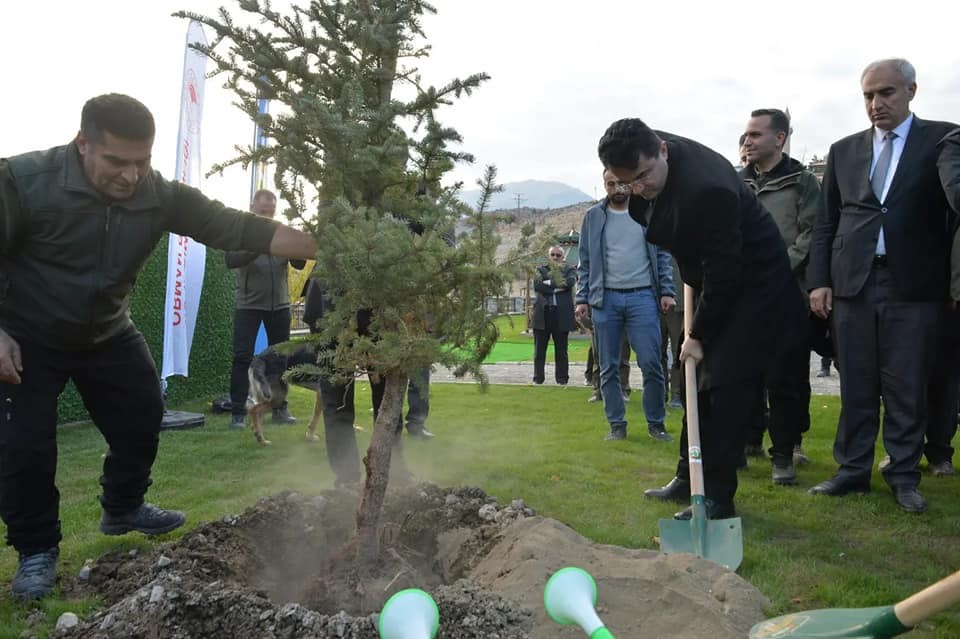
[59,484,768,638]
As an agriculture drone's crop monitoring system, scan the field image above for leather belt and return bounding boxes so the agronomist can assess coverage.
[873,254,888,268]
[606,286,650,293]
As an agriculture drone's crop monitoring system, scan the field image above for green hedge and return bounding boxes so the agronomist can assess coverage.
[57,236,234,423]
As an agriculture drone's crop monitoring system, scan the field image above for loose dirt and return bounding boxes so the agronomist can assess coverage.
[60,484,768,638]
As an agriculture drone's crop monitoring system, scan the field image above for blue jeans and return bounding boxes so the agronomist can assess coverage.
[405,368,430,431]
[592,288,666,430]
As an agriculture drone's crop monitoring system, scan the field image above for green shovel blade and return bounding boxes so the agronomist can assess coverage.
[658,498,743,571]
[749,605,910,638]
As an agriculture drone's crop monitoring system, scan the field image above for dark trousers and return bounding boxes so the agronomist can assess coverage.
[318,372,405,484]
[745,388,769,448]
[832,265,940,489]
[660,310,684,400]
[926,308,960,465]
[745,310,811,462]
[0,330,164,554]
[765,328,812,464]
[533,307,569,384]
[588,329,631,393]
[405,368,430,432]
[230,307,292,416]
[675,382,757,505]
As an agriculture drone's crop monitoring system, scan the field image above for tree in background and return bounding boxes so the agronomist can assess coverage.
[176,0,533,571]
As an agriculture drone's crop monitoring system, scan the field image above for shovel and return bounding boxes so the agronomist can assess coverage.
[657,284,743,571]
[749,569,960,638]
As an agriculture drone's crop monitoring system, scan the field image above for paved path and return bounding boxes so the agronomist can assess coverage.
[432,353,841,396]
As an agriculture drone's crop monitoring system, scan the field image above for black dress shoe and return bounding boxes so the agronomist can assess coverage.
[808,476,870,496]
[673,499,736,520]
[643,477,691,502]
[893,486,927,513]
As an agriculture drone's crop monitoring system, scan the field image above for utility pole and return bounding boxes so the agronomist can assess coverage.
[514,192,524,210]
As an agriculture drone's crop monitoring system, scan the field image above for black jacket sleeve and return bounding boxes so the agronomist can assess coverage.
[688,188,744,342]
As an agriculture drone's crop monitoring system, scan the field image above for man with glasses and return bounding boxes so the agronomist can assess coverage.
[532,246,576,385]
[575,170,676,442]
[595,118,805,519]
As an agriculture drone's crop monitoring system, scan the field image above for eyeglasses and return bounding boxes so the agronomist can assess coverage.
[606,160,657,192]
[607,180,637,193]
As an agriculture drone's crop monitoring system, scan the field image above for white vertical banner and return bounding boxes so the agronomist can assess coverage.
[162,20,209,381]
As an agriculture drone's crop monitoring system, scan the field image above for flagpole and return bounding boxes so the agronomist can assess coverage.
[160,20,210,430]
[249,84,271,200]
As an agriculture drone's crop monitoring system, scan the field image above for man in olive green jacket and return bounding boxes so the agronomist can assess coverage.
[0,94,316,601]
[739,108,820,485]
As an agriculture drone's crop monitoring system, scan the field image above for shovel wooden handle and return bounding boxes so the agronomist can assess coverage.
[894,569,960,627]
[683,284,705,498]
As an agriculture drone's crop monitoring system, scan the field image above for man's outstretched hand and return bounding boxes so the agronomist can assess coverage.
[0,328,23,384]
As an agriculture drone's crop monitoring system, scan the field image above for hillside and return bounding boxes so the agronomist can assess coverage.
[490,200,595,262]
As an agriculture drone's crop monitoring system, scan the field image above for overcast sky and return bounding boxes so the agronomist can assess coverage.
[3,0,959,206]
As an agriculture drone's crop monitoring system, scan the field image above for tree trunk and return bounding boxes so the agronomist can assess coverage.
[355,369,408,569]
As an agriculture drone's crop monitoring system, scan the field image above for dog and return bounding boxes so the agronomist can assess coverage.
[246,342,325,446]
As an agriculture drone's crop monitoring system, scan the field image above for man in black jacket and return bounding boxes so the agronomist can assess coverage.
[226,189,306,429]
[0,94,317,600]
[531,246,576,385]
[807,59,958,513]
[596,118,805,519]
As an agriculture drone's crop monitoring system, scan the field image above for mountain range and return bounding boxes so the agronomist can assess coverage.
[457,179,593,211]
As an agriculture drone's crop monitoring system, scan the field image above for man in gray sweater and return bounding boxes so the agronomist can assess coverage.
[576,169,676,442]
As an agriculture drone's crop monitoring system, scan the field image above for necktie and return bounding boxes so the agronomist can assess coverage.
[871,131,898,201]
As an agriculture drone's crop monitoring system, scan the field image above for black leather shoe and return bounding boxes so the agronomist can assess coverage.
[643,477,691,502]
[893,486,927,513]
[673,499,736,520]
[100,503,186,536]
[808,476,870,496]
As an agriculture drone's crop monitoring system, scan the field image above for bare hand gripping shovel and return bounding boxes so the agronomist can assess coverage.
[750,569,960,638]
[657,284,743,571]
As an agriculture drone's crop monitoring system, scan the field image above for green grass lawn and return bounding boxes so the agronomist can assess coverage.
[486,313,591,363]
[2,384,959,637]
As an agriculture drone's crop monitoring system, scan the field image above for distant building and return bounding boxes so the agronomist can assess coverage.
[807,156,827,181]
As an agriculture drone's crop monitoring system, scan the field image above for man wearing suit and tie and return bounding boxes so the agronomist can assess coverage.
[808,58,958,513]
